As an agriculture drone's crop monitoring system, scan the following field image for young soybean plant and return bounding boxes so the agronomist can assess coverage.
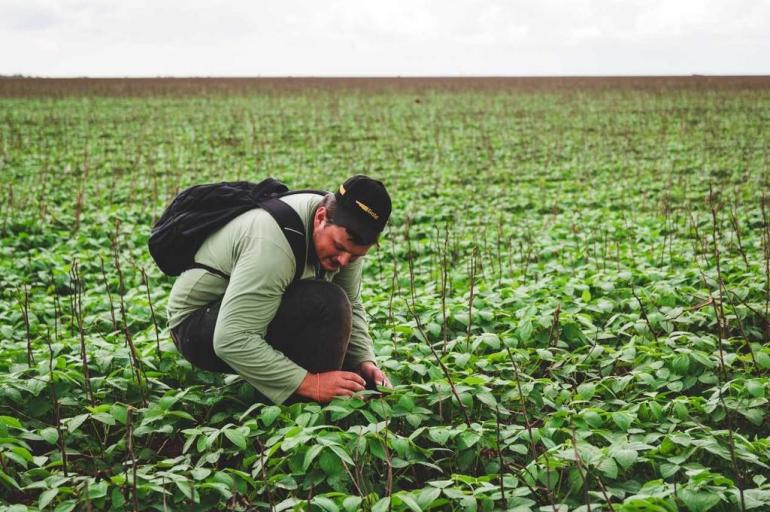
[1,77,770,511]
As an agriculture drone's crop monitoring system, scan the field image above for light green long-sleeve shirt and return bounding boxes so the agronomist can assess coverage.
[166,193,376,404]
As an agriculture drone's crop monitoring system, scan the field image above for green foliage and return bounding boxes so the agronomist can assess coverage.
[2,82,770,510]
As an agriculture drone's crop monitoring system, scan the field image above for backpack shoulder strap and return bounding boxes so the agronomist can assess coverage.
[279,189,328,198]
[188,262,230,280]
[260,197,307,282]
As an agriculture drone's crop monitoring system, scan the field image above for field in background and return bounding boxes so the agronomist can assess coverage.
[1,77,769,511]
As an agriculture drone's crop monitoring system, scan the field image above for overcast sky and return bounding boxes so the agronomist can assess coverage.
[1,0,769,77]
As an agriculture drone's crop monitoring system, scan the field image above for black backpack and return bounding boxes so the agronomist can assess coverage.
[149,178,324,281]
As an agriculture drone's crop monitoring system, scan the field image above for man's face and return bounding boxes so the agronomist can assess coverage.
[313,207,371,271]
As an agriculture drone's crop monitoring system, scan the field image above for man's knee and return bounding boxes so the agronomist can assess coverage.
[281,280,352,324]
[267,280,352,372]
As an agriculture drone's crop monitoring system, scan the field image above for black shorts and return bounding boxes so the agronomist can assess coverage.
[171,279,353,374]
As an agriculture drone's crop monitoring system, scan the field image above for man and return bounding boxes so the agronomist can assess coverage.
[166,175,391,404]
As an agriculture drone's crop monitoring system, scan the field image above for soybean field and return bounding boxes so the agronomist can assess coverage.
[1,76,770,511]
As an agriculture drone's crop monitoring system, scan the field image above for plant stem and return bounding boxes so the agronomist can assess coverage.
[45,328,68,476]
[505,347,536,459]
[100,256,118,333]
[70,261,94,404]
[126,406,139,512]
[495,405,507,509]
[466,247,478,351]
[113,236,147,407]
[406,300,472,429]
[140,267,162,360]
[631,287,658,344]
[18,284,34,366]
[546,303,561,347]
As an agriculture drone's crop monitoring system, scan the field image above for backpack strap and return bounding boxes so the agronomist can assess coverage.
[260,197,308,282]
[189,193,322,282]
[189,262,231,280]
[280,189,328,198]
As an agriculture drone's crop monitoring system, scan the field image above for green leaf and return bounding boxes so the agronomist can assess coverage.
[66,414,89,433]
[303,445,324,470]
[40,427,59,444]
[597,456,618,478]
[319,449,344,475]
[223,429,247,450]
[755,352,770,370]
[660,463,680,479]
[516,321,533,343]
[91,412,115,426]
[428,427,452,445]
[476,391,497,407]
[416,486,442,509]
[406,414,423,428]
[739,408,764,426]
[619,497,677,512]
[397,394,416,412]
[368,438,386,460]
[110,404,128,424]
[672,354,690,374]
[191,468,211,481]
[168,410,196,421]
[342,496,363,512]
[583,410,603,428]
[372,497,390,512]
[198,482,232,499]
[397,492,423,512]
[5,451,27,468]
[329,445,355,466]
[212,471,235,489]
[312,495,340,512]
[39,488,59,510]
[260,405,281,427]
[613,448,638,469]
[458,431,481,449]
[745,379,765,398]
[679,489,722,512]
[743,489,770,509]
[0,416,22,429]
[53,500,77,512]
[88,481,108,499]
[0,469,20,490]
[576,383,596,400]
[612,411,634,431]
[174,480,195,501]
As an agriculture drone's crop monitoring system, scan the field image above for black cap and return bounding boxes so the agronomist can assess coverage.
[333,175,392,245]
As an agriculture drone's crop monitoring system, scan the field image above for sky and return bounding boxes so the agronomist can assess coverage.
[1,0,769,77]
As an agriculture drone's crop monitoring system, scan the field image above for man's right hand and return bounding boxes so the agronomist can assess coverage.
[296,371,366,403]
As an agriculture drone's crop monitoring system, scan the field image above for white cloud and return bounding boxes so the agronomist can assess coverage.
[0,0,768,76]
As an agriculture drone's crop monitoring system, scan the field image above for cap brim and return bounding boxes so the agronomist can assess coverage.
[333,206,381,246]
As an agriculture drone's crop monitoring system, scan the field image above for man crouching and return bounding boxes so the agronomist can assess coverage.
[166,175,391,404]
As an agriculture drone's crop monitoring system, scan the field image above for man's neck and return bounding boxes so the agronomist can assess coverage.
[307,206,325,279]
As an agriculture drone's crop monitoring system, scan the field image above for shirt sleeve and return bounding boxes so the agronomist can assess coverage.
[332,258,377,368]
[212,235,307,404]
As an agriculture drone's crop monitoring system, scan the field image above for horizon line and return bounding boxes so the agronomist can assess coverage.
[3,73,770,80]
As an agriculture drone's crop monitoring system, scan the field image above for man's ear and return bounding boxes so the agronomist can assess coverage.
[314,206,327,230]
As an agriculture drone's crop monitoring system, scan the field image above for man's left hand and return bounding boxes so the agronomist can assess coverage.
[358,361,391,388]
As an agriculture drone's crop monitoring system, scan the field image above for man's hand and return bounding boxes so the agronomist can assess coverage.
[358,361,391,389]
[296,371,366,403]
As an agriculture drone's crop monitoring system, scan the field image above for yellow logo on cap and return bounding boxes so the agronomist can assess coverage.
[356,200,379,220]
[339,184,346,195]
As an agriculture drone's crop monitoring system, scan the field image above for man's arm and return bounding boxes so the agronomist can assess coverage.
[332,258,377,369]
[212,232,367,404]
[333,261,390,387]
[212,235,308,404]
